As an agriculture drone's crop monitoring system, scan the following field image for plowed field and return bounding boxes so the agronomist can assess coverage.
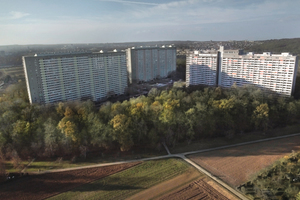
[159,178,229,200]
[0,162,140,200]
[189,135,300,187]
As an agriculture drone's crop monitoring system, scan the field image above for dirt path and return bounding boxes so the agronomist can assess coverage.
[127,169,201,200]
[205,177,239,200]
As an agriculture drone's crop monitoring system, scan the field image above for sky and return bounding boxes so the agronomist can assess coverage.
[0,0,300,45]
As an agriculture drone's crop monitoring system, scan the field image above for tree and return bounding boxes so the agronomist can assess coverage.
[110,114,134,151]
[148,88,160,101]
[284,184,299,199]
[296,191,300,200]
[252,103,269,132]
[159,98,181,145]
[129,102,148,143]
[44,118,60,157]
[57,106,81,146]
[89,113,113,149]
[0,156,5,182]
[99,101,112,123]
[58,120,78,143]
[56,102,65,117]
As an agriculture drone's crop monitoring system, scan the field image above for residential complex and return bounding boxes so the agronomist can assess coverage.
[126,46,176,83]
[186,46,298,96]
[23,51,127,104]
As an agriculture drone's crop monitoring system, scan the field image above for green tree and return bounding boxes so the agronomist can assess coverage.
[89,113,113,149]
[110,114,134,151]
[252,103,269,132]
[44,118,60,157]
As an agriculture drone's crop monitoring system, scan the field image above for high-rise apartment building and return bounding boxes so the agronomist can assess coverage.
[23,51,128,104]
[126,46,176,83]
[186,46,298,96]
[186,50,219,86]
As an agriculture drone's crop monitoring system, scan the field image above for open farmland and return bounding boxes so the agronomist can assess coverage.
[0,162,140,200]
[49,158,192,200]
[159,178,230,200]
[128,169,202,200]
[188,135,300,187]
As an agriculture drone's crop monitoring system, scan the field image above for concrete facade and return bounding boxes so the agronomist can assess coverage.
[23,52,128,104]
[126,46,176,83]
[186,50,218,87]
[186,46,298,96]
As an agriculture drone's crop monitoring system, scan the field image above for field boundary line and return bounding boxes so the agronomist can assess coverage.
[31,155,173,174]
[176,155,248,200]
[182,133,300,156]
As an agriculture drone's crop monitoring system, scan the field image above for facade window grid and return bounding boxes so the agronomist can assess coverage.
[24,53,128,104]
[187,48,298,96]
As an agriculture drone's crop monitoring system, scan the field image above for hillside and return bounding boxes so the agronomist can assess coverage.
[244,38,300,55]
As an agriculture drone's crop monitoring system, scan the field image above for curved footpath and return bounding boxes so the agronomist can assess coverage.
[31,133,300,199]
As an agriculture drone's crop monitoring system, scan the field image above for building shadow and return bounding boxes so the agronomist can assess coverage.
[187,65,294,96]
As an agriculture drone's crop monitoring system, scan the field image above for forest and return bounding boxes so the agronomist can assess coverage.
[1,81,300,162]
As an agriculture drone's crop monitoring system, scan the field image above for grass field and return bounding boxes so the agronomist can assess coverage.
[4,159,101,173]
[48,158,192,200]
[171,124,300,154]
[5,149,166,173]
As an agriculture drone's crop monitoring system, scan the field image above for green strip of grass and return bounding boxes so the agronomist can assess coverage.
[5,160,94,173]
[5,150,166,173]
[48,158,192,200]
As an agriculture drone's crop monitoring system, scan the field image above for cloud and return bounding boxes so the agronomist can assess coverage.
[99,0,159,6]
[9,11,30,19]
[0,0,299,45]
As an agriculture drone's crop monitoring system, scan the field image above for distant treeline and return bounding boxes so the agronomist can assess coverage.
[245,38,300,55]
[1,38,300,67]
[1,82,300,160]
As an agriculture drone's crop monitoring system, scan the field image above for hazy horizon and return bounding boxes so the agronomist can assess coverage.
[1,0,300,45]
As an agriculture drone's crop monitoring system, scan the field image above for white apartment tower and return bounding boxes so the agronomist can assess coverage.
[186,46,298,96]
[186,50,219,86]
[23,52,128,104]
[126,46,176,83]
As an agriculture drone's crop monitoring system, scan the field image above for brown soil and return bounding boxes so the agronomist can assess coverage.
[159,178,230,200]
[205,178,239,200]
[0,162,140,200]
[189,135,300,187]
[127,169,201,200]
